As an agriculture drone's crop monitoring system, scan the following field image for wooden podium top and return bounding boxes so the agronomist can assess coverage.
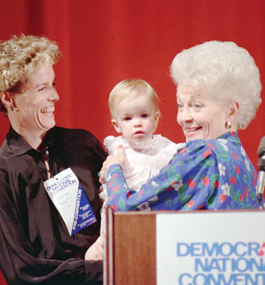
[104,208,265,285]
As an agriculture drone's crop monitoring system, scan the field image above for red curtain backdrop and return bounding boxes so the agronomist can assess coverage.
[0,0,265,283]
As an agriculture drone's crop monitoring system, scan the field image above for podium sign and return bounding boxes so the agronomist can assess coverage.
[105,209,265,285]
[156,211,265,285]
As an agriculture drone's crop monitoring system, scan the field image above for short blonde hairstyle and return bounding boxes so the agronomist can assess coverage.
[0,34,61,116]
[171,41,262,129]
[109,79,161,119]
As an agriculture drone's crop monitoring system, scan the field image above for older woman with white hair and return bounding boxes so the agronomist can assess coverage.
[100,40,262,212]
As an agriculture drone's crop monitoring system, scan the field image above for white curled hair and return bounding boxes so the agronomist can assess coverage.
[170,41,262,129]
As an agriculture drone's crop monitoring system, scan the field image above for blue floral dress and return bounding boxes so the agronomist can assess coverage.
[105,132,261,211]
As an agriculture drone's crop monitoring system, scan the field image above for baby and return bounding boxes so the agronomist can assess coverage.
[100,79,185,231]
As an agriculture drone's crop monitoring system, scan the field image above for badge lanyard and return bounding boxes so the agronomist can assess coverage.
[43,147,51,179]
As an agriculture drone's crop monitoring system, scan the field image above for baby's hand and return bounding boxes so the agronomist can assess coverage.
[85,234,104,260]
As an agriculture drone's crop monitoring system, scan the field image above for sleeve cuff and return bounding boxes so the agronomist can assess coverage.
[85,260,103,283]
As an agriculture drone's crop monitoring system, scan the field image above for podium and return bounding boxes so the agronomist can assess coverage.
[104,207,156,284]
[104,207,265,285]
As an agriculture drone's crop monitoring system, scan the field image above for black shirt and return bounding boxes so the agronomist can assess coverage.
[0,126,107,284]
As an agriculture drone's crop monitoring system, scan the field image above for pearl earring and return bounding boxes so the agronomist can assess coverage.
[225,121,232,129]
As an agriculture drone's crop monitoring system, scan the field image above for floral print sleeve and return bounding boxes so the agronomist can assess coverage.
[105,132,260,211]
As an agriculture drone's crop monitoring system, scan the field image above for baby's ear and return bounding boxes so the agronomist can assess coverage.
[111,119,121,133]
[154,111,160,130]
[155,111,160,121]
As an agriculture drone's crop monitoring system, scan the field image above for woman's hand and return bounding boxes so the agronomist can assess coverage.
[99,145,125,184]
[85,234,104,260]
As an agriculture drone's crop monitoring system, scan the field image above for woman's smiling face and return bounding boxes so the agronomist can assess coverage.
[11,63,59,135]
[176,83,232,141]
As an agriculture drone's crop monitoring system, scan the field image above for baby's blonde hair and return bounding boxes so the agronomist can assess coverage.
[109,78,161,119]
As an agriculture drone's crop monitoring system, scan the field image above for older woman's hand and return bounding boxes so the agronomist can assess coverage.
[99,145,125,184]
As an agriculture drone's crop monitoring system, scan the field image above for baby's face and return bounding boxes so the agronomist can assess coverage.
[111,94,159,143]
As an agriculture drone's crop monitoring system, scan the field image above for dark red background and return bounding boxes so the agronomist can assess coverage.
[1,1,265,283]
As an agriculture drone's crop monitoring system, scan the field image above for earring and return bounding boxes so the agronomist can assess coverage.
[10,101,19,112]
[225,121,232,129]
[10,102,14,111]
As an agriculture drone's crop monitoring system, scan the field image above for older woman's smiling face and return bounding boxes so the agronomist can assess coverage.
[176,83,234,141]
